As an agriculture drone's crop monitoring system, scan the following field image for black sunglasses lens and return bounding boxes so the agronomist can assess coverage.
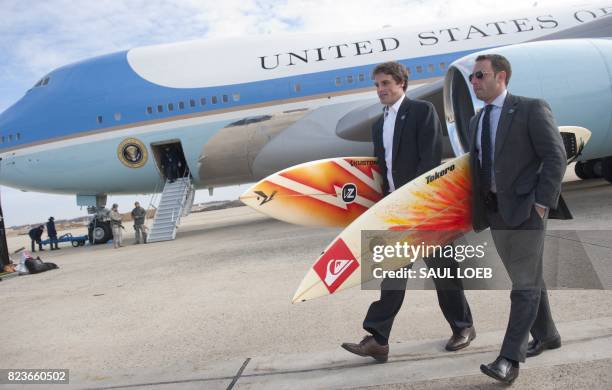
[469,71,485,82]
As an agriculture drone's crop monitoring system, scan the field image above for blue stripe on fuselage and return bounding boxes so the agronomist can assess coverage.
[0,47,490,151]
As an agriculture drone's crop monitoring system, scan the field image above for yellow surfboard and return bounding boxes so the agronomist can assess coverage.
[292,126,591,303]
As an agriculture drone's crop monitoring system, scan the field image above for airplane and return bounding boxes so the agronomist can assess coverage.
[0,2,611,244]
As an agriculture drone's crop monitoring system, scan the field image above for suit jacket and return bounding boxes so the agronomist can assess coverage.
[469,93,567,231]
[372,97,442,195]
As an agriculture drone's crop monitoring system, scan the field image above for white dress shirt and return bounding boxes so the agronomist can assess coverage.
[382,94,406,192]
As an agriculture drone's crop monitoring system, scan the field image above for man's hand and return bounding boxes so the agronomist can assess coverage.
[535,205,547,219]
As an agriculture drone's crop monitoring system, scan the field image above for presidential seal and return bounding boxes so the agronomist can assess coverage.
[117,138,147,168]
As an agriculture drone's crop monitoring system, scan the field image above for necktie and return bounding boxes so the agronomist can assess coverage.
[383,106,389,121]
[480,104,493,192]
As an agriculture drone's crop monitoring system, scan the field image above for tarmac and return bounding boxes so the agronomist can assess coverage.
[1,171,612,389]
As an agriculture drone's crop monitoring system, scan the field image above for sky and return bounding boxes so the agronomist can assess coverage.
[0,0,585,226]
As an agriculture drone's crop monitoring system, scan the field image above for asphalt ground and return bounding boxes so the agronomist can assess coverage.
[1,173,611,389]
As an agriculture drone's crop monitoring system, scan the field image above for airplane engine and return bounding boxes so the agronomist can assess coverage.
[443,39,612,183]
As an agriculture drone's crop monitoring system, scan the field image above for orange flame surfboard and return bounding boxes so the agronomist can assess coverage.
[292,126,591,303]
[240,157,384,227]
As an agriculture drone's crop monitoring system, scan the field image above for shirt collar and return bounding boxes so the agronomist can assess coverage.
[490,89,507,109]
[388,94,405,114]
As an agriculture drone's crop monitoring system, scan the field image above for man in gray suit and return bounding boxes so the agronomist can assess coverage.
[468,54,566,384]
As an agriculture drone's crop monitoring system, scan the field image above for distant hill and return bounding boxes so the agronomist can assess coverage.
[10,199,243,232]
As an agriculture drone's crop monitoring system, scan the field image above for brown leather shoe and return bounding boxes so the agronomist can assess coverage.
[341,335,389,363]
[445,326,476,351]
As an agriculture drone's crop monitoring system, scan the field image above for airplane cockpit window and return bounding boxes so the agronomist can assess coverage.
[42,77,50,85]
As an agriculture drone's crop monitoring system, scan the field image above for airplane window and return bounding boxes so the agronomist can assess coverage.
[440,62,446,70]
[157,105,164,113]
[168,103,174,111]
[293,84,301,93]
[0,136,4,143]
[416,65,423,73]
[428,64,434,73]
[335,77,342,86]
[406,67,411,75]
[97,115,103,124]
[114,112,121,121]
[16,132,20,140]
[200,97,206,106]
[347,75,354,84]
[146,106,153,114]
[358,73,365,82]
[211,96,218,104]
[8,134,13,142]
[233,93,240,102]
[179,101,185,109]
[222,95,229,103]
[42,77,50,86]
[190,99,196,107]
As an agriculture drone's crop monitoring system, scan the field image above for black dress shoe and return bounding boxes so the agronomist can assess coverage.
[480,356,519,384]
[527,336,561,357]
[445,326,476,351]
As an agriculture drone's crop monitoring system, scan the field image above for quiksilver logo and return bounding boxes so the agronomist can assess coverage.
[325,259,355,287]
[426,164,455,184]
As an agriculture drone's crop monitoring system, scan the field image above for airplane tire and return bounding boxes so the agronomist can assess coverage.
[602,157,612,184]
[88,221,112,244]
[591,159,603,178]
[574,162,590,180]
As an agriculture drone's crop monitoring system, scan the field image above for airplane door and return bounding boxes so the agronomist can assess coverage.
[150,140,190,181]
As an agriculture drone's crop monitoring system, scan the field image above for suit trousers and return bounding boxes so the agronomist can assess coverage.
[487,206,559,362]
[363,253,473,345]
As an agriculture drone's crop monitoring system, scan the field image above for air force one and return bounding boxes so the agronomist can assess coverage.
[0,3,611,242]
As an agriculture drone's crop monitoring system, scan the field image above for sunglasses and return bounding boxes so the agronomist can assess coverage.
[469,70,494,82]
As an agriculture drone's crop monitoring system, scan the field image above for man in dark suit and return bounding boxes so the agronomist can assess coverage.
[341,61,474,363]
[468,54,566,384]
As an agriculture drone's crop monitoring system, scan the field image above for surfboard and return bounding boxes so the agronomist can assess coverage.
[240,157,384,227]
[243,127,590,229]
[292,126,591,303]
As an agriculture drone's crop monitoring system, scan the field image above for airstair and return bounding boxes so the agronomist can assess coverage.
[147,176,195,243]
